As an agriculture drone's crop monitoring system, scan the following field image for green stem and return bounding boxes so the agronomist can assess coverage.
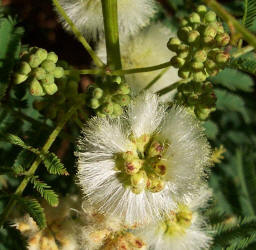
[52,0,105,68]
[0,106,77,228]
[231,45,254,58]
[101,0,122,70]
[144,67,170,90]
[65,68,104,76]
[203,0,256,49]
[111,61,172,76]
[157,78,192,96]
[237,0,248,48]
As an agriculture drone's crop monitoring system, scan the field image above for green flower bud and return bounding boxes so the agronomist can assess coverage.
[113,94,130,106]
[101,102,114,115]
[180,19,189,27]
[93,87,104,99]
[177,50,189,59]
[204,11,216,23]
[125,158,143,175]
[194,50,207,62]
[43,83,58,95]
[177,27,192,42]
[13,73,28,85]
[35,48,48,62]
[17,61,31,75]
[191,61,204,70]
[205,59,217,70]
[146,173,165,193]
[193,71,207,82]
[178,67,191,79]
[206,68,219,76]
[187,94,199,105]
[197,5,207,14]
[28,55,42,68]
[130,170,147,194]
[188,12,201,24]
[113,76,122,84]
[215,33,230,47]
[215,52,230,64]
[112,103,123,116]
[41,60,56,73]
[41,74,55,85]
[215,22,225,34]
[32,67,46,80]
[167,37,181,52]
[170,56,185,68]
[207,49,220,60]
[153,161,167,177]
[54,67,65,78]
[187,30,200,43]
[148,141,165,158]
[47,52,58,63]
[195,107,212,120]
[203,26,217,43]
[177,44,190,52]
[30,78,45,96]
[116,83,130,95]
[90,98,100,109]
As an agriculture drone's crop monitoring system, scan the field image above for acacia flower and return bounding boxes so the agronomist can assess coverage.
[58,0,157,40]
[137,187,212,250]
[97,23,180,98]
[77,92,211,225]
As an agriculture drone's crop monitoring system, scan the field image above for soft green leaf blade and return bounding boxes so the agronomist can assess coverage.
[15,197,46,230]
[30,176,59,207]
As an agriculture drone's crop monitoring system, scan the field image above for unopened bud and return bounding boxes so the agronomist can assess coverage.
[13,73,28,85]
[30,78,45,96]
[54,67,64,78]
[205,59,217,70]
[28,55,42,68]
[191,61,204,70]
[47,52,58,63]
[41,60,56,73]
[130,170,147,194]
[197,5,207,14]
[148,141,165,158]
[167,37,181,52]
[204,11,216,23]
[101,102,114,115]
[180,19,189,27]
[113,76,122,84]
[117,83,130,95]
[35,48,48,62]
[178,67,191,79]
[112,103,123,116]
[194,50,207,62]
[177,27,192,42]
[93,88,104,99]
[17,61,31,75]
[113,94,130,106]
[193,71,207,82]
[203,26,217,43]
[43,83,58,95]
[32,67,46,80]
[188,12,201,23]
[146,174,165,193]
[216,52,230,64]
[187,30,200,43]
[170,56,185,68]
[90,98,100,109]
[125,159,143,175]
[153,162,167,177]
[41,74,55,85]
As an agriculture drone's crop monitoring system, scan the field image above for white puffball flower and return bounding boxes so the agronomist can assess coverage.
[58,0,157,41]
[137,187,213,250]
[97,23,180,98]
[78,202,146,250]
[76,92,211,226]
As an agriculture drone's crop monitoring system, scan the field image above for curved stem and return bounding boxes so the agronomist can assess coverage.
[231,45,254,58]
[0,106,77,228]
[144,67,170,90]
[203,0,256,49]
[65,69,104,76]
[111,61,172,76]
[52,0,105,68]
[157,78,192,96]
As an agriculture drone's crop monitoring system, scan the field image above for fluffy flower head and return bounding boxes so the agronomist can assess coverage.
[58,0,157,40]
[138,187,212,250]
[77,92,211,225]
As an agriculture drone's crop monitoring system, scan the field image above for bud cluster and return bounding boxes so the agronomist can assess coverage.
[175,81,216,120]
[13,47,64,96]
[167,5,230,82]
[34,61,84,121]
[116,134,169,194]
[160,205,193,237]
[87,77,131,118]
